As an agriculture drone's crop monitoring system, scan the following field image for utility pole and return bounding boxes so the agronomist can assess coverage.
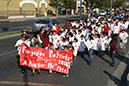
[80,0,82,19]
[6,0,11,18]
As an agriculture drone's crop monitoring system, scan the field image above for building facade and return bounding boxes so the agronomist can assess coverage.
[0,0,56,16]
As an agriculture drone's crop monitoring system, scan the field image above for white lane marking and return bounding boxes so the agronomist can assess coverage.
[0,50,16,57]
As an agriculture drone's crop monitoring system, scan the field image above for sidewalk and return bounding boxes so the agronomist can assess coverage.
[107,51,129,86]
[0,15,79,23]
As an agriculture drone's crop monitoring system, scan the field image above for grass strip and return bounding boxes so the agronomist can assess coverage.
[0,30,31,37]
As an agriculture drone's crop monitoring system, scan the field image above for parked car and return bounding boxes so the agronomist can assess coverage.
[99,10,106,16]
[32,19,59,32]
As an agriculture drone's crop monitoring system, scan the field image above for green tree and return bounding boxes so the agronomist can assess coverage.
[49,0,63,16]
[84,0,111,9]
[112,0,124,8]
[62,0,76,15]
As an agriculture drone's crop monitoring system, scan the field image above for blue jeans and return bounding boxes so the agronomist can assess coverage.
[101,51,105,55]
[88,49,94,63]
[124,43,127,52]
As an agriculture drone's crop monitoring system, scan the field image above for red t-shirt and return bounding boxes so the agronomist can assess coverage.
[103,26,109,33]
[40,33,43,39]
[43,38,49,48]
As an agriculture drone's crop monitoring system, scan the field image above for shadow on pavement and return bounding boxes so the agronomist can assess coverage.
[104,70,120,86]
[104,63,129,86]
[115,53,129,65]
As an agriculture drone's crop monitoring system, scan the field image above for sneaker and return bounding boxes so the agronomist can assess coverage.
[110,63,114,67]
[70,62,73,65]
[49,70,53,74]
[66,75,69,77]
[30,74,35,77]
[21,71,25,75]
[87,61,91,65]
[37,72,40,75]
[63,75,66,78]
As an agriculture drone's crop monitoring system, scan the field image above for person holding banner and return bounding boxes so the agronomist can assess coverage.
[31,42,41,76]
[31,34,42,47]
[63,46,70,77]
[15,34,26,75]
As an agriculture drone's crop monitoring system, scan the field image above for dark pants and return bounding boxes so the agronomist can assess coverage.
[110,48,115,64]
[79,51,84,58]
[17,55,26,73]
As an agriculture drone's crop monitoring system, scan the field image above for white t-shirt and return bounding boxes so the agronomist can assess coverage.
[76,24,80,28]
[119,32,128,43]
[69,37,74,42]
[71,22,76,27]
[60,41,68,49]
[94,38,100,51]
[100,37,107,51]
[125,21,129,29]
[113,26,119,34]
[98,26,102,34]
[76,33,82,40]
[72,42,79,50]
[15,39,24,55]
[52,34,59,48]
[111,23,114,31]
[49,35,53,43]
[24,40,31,47]
[85,39,91,50]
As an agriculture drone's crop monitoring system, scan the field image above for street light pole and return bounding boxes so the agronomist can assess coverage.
[80,0,82,19]
[110,0,112,15]
[6,0,11,18]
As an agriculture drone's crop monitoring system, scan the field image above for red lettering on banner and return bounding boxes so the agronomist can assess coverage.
[20,44,72,74]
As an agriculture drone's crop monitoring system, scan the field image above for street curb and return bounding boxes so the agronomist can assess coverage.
[0,15,79,23]
[107,52,129,86]
[0,21,9,23]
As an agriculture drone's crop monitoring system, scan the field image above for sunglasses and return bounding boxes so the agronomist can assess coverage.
[22,37,26,38]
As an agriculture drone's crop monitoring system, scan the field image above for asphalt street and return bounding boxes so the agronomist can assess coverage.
[0,33,128,86]
[0,15,86,33]
[0,15,128,86]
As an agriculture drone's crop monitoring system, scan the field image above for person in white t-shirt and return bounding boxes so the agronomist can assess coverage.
[119,29,128,52]
[52,31,60,49]
[97,24,102,34]
[15,34,26,55]
[72,38,80,60]
[15,34,26,75]
[24,36,31,47]
[49,31,53,43]
[124,20,128,30]
[71,20,76,27]
[85,35,95,65]
[100,33,108,55]
[75,22,80,28]
[94,34,100,53]
[68,33,74,42]
[61,29,67,38]
[113,22,120,35]
[60,38,67,50]
[76,30,82,40]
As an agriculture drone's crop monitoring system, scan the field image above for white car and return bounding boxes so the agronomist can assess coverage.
[99,11,106,16]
